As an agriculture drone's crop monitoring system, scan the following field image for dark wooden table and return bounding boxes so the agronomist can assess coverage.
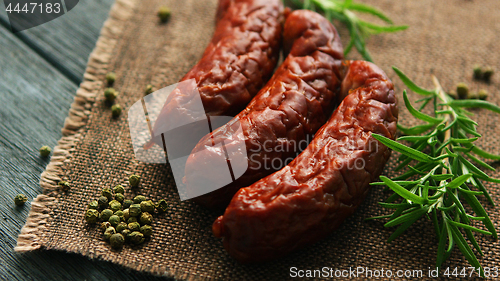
[0,1,170,280]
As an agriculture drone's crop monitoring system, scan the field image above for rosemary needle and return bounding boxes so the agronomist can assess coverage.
[370,66,500,277]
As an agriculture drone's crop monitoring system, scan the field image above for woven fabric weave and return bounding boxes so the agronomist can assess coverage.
[16,0,500,279]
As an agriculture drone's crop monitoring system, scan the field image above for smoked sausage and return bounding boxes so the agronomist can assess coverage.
[212,60,398,262]
[184,10,344,209]
[147,0,284,149]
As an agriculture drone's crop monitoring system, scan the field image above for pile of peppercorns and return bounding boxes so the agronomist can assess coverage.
[84,175,169,250]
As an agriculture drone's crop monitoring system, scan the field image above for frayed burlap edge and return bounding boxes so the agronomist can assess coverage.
[15,0,139,252]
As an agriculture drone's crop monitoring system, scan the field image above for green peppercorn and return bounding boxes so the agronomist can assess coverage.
[129,204,142,217]
[58,181,70,192]
[139,212,153,225]
[14,194,28,206]
[85,209,100,224]
[140,225,153,237]
[483,67,494,83]
[129,175,141,188]
[456,83,469,100]
[155,199,169,213]
[114,210,125,220]
[133,195,146,204]
[104,227,116,240]
[106,72,116,86]
[127,217,138,224]
[140,200,155,213]
[116,222,128,233]
[87,200,98,210]
[109,200,122,212]
[158,6,171,23]
[113,184,125,194]
[114,193,125,203]
[39,146,51,157]
[100,209,114,221]
[478,89,488,100]
[100,221,112,232]
[123,199,133,209]
[111,104,122,118]
[128,222,141,232]
[123,208,130,221]
[98,196,109,209]
[468,93,479,99]
[129,231,145,245]
[122,229,131,242]
[145,84,154,95]
[104,88,118,102]
[473,65,483,80]
[101,188,113,201]
[109,215,121,227]
[110,233,124,249]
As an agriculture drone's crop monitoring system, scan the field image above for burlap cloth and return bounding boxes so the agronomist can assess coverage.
[15,0,500,279]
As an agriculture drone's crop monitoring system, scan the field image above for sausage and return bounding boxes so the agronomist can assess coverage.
[147,0,284,150]
[212,60,399,262]
[183,10,344,209]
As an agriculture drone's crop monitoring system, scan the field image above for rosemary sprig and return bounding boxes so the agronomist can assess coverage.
[287,0,408,62]
[370,66,500,276]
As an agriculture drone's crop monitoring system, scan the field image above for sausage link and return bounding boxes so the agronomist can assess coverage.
[148,0,284,149]
[184,10,344,209]
[212,60,398,262]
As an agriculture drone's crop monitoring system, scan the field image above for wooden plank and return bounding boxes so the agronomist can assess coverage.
[0,25,170,281]
[0,0,115,84]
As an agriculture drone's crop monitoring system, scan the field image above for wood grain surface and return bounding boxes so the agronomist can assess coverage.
[0,1,172,280]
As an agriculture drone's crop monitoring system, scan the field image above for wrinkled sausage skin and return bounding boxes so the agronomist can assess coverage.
[184,10,344,210]
[148,0,284,148]
[213,60,398,263]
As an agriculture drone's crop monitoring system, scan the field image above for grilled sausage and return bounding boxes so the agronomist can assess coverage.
[147,0,284,150]
[212,60,398,262]
[184,10,344,209]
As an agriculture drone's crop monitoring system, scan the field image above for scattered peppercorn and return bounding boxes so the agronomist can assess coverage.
[109,200,122,212]
[110,233,125,249]
[140,200,155,213]
[129,204,142,217]
[140,225,153,237]
[456,83,469,100]
[109,215,121,227]
[140,212,153,225]
[116,222,128,233]
[39,146,51,157]
[473,65,482,80]
[100,221,112,232]
[98,196,109,209]
[14,194,28,206]
[123,199,133,209]
[114,193,125,203]
[134,195,146,204]
[114,210,125,221]
[111,104,122,118]
[129,231,145,245]
[128,222,141,232]
[106,72,116,86]
[129,175,141,188]
[145,84,154,95]
[123,208,130,221]
[58,181,71,192]
[478,89,488,100]
[101,188,113,201]
[155,199,169,213]
[104,227,116,240]
[483,67,494,83]
[85,209,100,224]
[100,209,114,221]
[122,229,131,242]
[128,217,138,224]
[113,185,125,194]
[88,200,99,210]
[158,6,171,23]
[104,88,118,103]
